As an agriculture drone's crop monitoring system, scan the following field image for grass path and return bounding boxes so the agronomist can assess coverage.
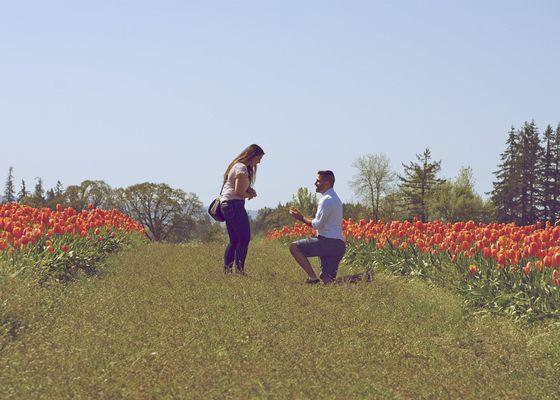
[1,241,560,399]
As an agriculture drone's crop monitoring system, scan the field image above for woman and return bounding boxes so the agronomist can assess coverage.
[220,144,265,274]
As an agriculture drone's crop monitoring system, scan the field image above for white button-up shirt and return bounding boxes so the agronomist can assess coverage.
[311,188,344,240]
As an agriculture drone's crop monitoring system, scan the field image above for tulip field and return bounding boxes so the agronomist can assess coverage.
[0,203,144,282]
[3,209,560,398]
[268,218,560,320]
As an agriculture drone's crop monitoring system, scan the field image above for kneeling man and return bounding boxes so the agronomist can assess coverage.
[289,170,346,284]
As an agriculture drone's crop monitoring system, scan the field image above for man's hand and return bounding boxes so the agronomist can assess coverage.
[289,207,304,222]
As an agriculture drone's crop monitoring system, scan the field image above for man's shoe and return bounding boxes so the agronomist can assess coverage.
[305,277,321,285]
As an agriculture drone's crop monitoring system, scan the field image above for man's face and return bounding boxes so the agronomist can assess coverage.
[314,174,330,193]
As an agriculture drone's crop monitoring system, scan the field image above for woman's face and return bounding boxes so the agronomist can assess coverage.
[249,154,264,167]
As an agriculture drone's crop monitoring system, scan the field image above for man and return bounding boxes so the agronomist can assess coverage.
[289,170,346,284]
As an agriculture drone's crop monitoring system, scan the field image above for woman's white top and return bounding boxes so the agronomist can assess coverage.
[220,162,249,201]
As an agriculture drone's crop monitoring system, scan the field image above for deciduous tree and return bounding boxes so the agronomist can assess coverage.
[114,182,204,242]
[63,180,113,211]
[350,153,395,221]
[428,167,492,222]
[289,187,318,217]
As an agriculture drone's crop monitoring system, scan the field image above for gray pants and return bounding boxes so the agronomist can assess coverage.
[293,236,346,280]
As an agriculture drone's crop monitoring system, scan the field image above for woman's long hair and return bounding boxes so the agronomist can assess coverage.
[224,144,265,185]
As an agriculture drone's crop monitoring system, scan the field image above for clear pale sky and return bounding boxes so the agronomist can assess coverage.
[1,1,559,209]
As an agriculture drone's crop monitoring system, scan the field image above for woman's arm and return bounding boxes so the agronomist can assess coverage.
[234,174,252,198]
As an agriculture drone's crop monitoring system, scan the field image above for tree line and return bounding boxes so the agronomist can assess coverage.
[251,149,493,235]
[253,120,559,234]
[1,172,221,242]
[3,120,559,241]
[491,121,560,225]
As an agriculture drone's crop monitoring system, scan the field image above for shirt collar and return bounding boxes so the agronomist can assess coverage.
[323,187,335,196]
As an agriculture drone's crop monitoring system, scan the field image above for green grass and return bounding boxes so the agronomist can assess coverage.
[1,240,560,399]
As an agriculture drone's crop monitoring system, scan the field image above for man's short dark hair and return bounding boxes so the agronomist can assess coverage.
[318,170,335,186]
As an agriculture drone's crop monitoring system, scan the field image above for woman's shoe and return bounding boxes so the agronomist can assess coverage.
[235,266,246,275]
[224,265,233,274]
[305,277,320,285]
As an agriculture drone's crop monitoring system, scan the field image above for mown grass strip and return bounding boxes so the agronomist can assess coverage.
[1,241,560,399]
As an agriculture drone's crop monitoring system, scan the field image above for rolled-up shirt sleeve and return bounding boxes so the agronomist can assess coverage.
[311,199,330,230]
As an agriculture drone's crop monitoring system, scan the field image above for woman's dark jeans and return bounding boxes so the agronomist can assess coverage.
[221,200,251,271]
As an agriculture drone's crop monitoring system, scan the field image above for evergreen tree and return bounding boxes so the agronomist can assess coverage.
[45,189,56,202]
[3,166,16,203]
[54,180,64,197]
[491,127,521,223]
[31,177,45,207]
[517,121,543,224]
[540,125,557,223]
[552,123,560,224]
[17,179,29,202]
[45,180,65,210]
[398,148,445,222]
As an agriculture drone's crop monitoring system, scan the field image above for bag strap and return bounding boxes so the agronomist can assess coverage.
[218,180,226,196]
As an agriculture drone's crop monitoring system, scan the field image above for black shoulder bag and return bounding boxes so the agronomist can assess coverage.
[208,181,226,222]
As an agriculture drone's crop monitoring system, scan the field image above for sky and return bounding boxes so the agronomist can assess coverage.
[1,0,559,210]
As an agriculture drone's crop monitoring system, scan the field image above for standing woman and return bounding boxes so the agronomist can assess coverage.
[220,144,265,274]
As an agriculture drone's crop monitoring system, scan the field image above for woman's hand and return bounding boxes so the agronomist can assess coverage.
[246,187,257,199]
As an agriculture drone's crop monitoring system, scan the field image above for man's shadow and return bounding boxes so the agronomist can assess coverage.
[333,269,373,284]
